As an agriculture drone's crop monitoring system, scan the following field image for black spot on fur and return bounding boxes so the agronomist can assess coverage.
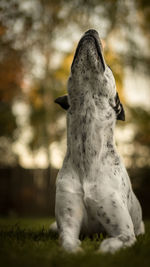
[122,178,126,187]
[67,207,73,217]
[106,113,112,120]
[82,116,86,124]
[106,218,111,224]
[107,142,113,149]
[98,92,103,97]
[82,145,85,154]
[82,132,87,142]
[127,189,130,199]
[97,211,101,217]
[112,200,117,208]
[114,157,120,165]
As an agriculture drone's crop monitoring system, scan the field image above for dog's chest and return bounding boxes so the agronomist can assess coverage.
[68,102,115,173]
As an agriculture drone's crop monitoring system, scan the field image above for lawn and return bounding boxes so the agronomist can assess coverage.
[0,218,150,267]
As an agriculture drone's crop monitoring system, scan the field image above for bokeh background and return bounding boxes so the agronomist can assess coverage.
[0,0,150,218]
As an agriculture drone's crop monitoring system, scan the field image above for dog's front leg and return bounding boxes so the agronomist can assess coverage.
[92,192,136,253]
[128,191,145,236]
[55,191,84,253]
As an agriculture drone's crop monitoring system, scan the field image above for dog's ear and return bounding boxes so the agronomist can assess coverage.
[114,93,125,121]
[54,95,70,110]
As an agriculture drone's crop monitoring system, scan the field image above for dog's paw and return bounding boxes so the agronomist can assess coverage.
[63,245,84,254]
[71,247,84,254]
[97,238,123,254]
[61,238,83,253]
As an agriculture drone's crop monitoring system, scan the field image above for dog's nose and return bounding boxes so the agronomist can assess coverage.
[85,29,98,36]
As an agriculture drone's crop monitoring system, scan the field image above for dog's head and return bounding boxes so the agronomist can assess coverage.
[55,29,125,121]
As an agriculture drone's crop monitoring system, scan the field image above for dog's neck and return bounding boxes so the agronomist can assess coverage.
[66,91,118,174]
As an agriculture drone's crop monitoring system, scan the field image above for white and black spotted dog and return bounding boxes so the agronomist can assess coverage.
[51,29,145,253]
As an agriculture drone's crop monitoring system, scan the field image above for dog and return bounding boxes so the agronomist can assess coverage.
[51,29,145,253]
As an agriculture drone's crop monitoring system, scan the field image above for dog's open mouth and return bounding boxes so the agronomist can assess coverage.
[71,29,105,71]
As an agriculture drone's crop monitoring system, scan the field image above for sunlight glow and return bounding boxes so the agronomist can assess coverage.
[49,141,66,169]
[124,69,150,110]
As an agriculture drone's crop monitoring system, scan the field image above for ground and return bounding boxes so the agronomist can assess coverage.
[0,218,150,267]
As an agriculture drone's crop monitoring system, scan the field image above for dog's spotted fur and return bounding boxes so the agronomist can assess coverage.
[52,29,145,253]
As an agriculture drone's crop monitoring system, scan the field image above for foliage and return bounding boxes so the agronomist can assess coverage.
[0,0,149,166]
[0,218,150,267]
[129,107,150,146]
[0,102,17,138]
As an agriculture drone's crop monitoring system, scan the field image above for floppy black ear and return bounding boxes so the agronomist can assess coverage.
[54,95,70,110]
[114,93,125,121]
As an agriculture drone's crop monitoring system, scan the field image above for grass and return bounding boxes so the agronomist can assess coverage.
[0,218,150,267]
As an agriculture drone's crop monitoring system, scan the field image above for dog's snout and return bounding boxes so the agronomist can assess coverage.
[71,29,105,72]
[85,29,98,36]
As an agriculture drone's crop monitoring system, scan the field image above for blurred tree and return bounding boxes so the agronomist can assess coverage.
[138,0,150,37]
[0,0,149,167]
